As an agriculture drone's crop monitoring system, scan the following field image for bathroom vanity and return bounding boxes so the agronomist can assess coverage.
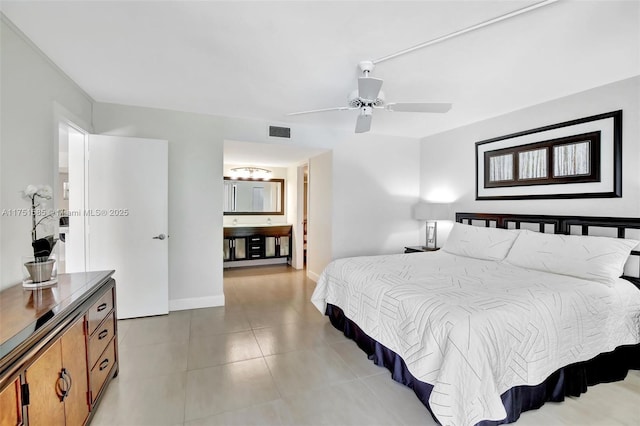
[223,225,292,267]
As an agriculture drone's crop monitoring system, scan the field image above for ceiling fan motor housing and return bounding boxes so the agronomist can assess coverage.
[348,90,385,108]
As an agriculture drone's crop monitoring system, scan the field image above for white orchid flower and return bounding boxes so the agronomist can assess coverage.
[37,185,53,199]
[23,184,38,198]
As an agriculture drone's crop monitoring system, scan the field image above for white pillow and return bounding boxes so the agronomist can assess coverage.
[442,222,519,261]
[505,230,638,285]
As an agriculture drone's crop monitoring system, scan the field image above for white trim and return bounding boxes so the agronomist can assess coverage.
[169,294,225,311]
[53,102,93,134]
[307,270,320,282]
[53,103,92,274]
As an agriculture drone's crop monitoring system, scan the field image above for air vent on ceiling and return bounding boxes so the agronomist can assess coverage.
[269,126,291,139]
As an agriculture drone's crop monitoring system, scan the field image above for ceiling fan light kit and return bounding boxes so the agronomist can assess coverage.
[286,0,559,133]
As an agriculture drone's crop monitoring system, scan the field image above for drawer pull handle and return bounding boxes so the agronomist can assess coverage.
[98,329,109,340]
[57,368,72,402]
[56,376,67,401]
[99,359,110,371]
[97,303,108,312]
[63,368,72,392]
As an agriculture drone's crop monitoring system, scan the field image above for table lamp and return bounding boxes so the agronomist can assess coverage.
[413,202,451,249]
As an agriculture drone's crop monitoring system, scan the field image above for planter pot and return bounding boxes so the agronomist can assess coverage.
[23,258,56,283]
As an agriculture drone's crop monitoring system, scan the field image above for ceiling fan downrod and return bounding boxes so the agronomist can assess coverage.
[359,60,375,77]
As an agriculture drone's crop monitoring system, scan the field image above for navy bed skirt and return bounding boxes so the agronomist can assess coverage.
[325,303,640,425]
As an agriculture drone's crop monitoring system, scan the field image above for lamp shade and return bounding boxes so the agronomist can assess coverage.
[413,202,451,220]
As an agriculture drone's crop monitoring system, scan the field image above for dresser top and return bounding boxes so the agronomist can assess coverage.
[0,270,115,360]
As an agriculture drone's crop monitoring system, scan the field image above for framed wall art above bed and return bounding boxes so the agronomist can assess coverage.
[475,110,622,200]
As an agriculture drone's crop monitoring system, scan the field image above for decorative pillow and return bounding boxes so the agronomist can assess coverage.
[505,230,639,285]
[442,222,520,261]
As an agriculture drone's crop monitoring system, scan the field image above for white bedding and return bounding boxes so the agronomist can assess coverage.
[311,251,640,426]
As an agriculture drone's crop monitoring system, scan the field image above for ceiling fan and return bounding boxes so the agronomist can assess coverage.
[287,60,452,133]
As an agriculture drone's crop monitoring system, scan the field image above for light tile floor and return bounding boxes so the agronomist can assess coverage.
[92,265,640,425]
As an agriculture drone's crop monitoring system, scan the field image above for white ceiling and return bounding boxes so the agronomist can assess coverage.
[2,1,639,140]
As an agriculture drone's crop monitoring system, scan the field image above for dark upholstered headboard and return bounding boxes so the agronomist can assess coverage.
[455,212,640,285]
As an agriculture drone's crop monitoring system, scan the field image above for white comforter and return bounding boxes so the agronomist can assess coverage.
[311,251,640,426]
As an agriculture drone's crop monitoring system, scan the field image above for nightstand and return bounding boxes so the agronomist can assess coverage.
[404,246,440,254]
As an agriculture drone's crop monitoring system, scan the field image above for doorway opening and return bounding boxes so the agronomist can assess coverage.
[303,165,308,266]
[56,121,88,275]
[222,140,326,278]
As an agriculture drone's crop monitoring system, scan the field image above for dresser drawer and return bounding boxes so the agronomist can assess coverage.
[89,313,115,370]
[91,339,116,403]
[87,288,114,335]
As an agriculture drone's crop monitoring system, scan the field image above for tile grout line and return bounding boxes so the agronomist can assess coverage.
[181,309,194,425]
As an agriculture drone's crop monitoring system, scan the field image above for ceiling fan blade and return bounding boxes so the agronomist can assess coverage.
[287,106,352,116]
[385,102,452,113]
[358,77,383,101]
[355,110,373,133]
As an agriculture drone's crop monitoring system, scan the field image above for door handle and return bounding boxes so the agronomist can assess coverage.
[152,234,168,240]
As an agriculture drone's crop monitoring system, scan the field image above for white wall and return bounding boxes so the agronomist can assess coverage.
[420,77,640,226]
[330,133,422,259]
[0,17,93,289]
[92,102,225,310]
[307,151,333,281]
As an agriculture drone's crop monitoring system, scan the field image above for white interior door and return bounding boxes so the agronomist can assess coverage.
[87,135,169,319]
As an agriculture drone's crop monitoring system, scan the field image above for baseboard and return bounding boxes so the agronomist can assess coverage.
[223,257,288,268]
[307,270,320,282]
[169,294,225,311]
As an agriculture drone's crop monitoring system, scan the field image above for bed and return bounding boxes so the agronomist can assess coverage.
[311,213,640,425]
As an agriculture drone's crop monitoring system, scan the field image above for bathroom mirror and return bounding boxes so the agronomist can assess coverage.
[223,178,284,215]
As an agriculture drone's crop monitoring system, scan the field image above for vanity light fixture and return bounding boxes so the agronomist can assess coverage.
[229,167,272,180]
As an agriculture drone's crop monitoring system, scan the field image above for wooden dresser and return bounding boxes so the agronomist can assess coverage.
[0,271,117,426]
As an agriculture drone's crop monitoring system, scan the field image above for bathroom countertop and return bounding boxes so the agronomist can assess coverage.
[223,224,292,238]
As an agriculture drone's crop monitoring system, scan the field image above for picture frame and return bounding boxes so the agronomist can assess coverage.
[475,110,622,200]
